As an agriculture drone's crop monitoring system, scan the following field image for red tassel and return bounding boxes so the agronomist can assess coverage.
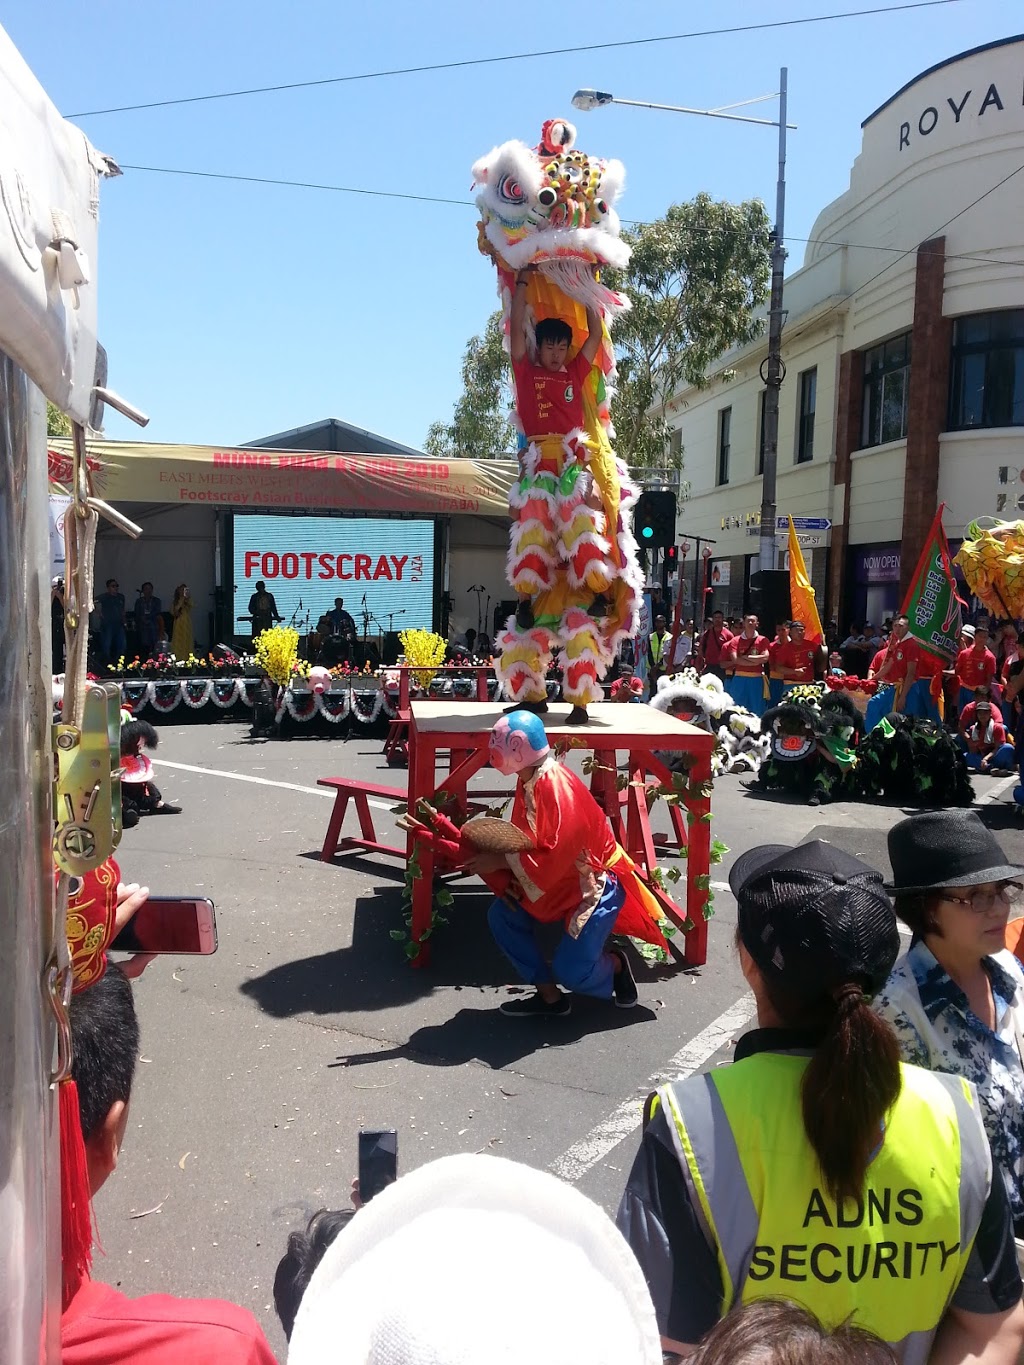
[59,1080,93,1309]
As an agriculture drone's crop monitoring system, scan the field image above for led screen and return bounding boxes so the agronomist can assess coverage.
[232,514,434,635]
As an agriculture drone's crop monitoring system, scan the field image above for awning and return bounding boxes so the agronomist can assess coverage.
[47,439,516,518]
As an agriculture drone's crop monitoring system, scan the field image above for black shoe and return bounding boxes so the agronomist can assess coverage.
[503,698,548,716]
[122,807,140,829]
[589,593,610,619]
[807,795,821,807]
[499,990,571,1018]
[565,705,590,726]
[612,950,638,1008]
[515,601,535,630]
[152,803,182,815]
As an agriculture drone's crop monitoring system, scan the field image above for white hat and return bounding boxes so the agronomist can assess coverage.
[961,624,976,639]
[288,1153,660,1365]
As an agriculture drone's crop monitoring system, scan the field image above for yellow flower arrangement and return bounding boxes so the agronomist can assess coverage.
[399,628,447,689]
[254,625,300,686]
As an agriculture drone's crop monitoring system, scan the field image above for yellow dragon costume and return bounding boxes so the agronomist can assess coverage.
[472,119,643,712]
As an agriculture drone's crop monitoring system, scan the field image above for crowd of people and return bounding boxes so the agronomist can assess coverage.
[60,766,1024,1362]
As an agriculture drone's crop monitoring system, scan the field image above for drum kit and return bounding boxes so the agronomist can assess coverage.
[236,598,407,669]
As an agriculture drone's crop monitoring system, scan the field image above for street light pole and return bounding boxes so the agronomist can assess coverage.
[758,67,788,576]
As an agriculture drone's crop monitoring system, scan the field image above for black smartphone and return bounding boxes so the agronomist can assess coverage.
[358,1129,398,1203]
[110,896,218,955]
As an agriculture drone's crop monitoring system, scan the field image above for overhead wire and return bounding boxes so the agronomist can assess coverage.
[116,161,1024,271]
[67,0,965,118]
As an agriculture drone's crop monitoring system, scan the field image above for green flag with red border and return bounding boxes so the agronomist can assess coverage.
[899,504,963,667]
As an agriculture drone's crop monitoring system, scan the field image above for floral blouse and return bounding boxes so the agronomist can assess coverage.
[875,940,1024,1231]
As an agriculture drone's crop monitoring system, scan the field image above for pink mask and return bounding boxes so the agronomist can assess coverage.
[488,715,549,776]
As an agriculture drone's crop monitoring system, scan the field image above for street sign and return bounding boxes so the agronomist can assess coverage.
[744,516,831,533]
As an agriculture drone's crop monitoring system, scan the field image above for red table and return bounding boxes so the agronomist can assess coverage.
[406,700,715,969]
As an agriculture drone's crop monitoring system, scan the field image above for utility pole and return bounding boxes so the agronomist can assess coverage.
[758,67,788,576]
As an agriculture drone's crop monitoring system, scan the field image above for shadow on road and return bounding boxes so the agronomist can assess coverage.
[330,997,659,1071]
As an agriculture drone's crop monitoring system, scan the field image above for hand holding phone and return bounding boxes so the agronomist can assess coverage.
[110,896,218,955]
[357,1129,397,1204]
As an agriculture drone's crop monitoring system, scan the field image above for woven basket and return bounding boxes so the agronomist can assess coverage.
[460,816,535,853]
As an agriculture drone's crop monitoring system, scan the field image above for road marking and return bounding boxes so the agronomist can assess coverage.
[978,773,1019,806]
[152,760,398,812]
[550,992,757,1184]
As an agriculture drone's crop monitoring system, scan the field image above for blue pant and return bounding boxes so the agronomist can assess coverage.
[903,678,942,724]
[729,674,767,716]
[768,678,786,707]
[100,621,126,664]
[487,874,625,999]
[864,684,897,732]
[963,743,1016,771]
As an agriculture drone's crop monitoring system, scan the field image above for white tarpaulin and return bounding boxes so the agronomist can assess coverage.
[0,23,116,423]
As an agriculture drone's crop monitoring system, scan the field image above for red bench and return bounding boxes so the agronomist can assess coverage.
[318,779,406,861]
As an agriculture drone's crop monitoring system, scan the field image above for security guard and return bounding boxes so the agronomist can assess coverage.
[617,841,1024,1363]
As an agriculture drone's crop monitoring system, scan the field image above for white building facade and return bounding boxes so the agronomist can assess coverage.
[668,35,1024,630]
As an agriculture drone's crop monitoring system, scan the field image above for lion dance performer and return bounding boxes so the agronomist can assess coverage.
[473,119,643,724]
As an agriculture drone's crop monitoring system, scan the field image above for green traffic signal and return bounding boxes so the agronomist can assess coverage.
[641,526,653,538]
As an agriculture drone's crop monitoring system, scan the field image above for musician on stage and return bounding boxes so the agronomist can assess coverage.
[248,581,282,637]
[326,597,357,639]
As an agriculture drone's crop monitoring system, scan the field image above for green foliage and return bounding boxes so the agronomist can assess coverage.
[47,401,72,437]
[427,194,771,473]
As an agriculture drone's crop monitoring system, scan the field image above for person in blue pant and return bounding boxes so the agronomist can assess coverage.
[958,686,1016,774]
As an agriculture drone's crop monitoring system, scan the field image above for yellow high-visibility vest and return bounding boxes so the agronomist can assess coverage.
[655,1054,991,1364]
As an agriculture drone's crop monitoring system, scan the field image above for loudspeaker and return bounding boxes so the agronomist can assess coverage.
[382,631,401,665]
[494,600,517,635]
[749,570,791,637]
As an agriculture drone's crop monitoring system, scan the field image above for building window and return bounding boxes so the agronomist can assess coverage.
[757,391,766,475]
[862,332,911,448]
[668,426,683,465]
[950,310,1024,430]
[796,368,816,463]
[716,407,731,485]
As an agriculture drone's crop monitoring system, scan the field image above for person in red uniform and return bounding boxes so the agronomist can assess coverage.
[62,966,279,1365]
[766,622,791,705]
[956,623,998,714]
[867,614,919,710]
[723,614,769,716]
[697,609,733,682]
[783,620,821,689]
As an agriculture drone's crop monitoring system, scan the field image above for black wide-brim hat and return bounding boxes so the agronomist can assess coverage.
[886,810,1024,894]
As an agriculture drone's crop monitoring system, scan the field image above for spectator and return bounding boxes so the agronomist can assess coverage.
[828,650,846,677]
[134,582,162,658]
[617,838,1024,1360]
[61,965,279,1363]
[697,610,733,682]
[97,577,127,665]
[647,614,671,687]
[274,1208,356,1340]
[767,621,792,706]
[957,686,1016,773]
[286,1152,661,1364]
[171,583,194,658]
[876,811,1024,1244]
[722,613,769,716]
[248,580,282,637]
[689,1299,897,1364]
[956,623,998,714]
[666,619,693,671]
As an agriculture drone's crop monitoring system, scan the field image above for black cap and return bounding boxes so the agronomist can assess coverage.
[729,840,900,1000]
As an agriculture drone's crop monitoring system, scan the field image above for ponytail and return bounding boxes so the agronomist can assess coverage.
[800,982,902,1203]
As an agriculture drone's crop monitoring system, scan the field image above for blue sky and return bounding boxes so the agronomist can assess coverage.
[7,0,1017,450]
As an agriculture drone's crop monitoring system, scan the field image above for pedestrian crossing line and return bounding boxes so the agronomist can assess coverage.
[152,759,398,812]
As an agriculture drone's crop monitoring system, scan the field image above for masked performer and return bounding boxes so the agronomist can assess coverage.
[474,120,643,725]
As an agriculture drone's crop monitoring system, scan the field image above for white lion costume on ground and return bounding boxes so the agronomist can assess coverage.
[650,669,769,776]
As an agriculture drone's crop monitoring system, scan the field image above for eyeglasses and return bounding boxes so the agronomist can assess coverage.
[940,883,1024,913]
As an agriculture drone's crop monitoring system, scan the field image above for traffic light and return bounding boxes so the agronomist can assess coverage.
[665,544,679,570]
[633,490,677,548]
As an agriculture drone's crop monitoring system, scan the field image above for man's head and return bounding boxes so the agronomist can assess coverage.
[790,621,806,642]
[774,622,790,642]
[334,597,345,609]
[466,627,477,644]
[973,624,990,650]
[742,613,759,636]
[711,610,724,627]
[534,317,573,372]
[105,578,118,593]
[141,582,153,598]
[654,615,666,632]
[255,580,266,593]
[891,614,908,640]
[70,964,139,1196]
[275,1208,357,1340]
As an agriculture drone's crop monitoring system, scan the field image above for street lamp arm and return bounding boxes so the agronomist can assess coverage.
[581,93,796,129]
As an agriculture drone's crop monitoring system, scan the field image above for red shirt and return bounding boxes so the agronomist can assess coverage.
[726,633,769,674]
[787,643,819,683]
[512,351,590,438]
[699,626,733,669]
[61,1278,278,1364]
[768,638,791,677]
[956,646,997,690]
[871,638,919,683]
[959,707,1006,749]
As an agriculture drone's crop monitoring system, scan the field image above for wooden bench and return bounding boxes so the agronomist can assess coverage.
[318,778,406,862]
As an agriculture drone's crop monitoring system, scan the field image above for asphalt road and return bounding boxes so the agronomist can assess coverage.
[93,715,1024,1359]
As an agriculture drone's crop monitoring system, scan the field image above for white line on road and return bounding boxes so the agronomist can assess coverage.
[550,992,757,1184]
[152,759,398,812]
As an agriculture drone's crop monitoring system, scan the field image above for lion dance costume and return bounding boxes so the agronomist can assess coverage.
[472,119,643,709]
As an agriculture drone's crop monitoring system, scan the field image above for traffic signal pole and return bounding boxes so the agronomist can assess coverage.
[758,67,788,577]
